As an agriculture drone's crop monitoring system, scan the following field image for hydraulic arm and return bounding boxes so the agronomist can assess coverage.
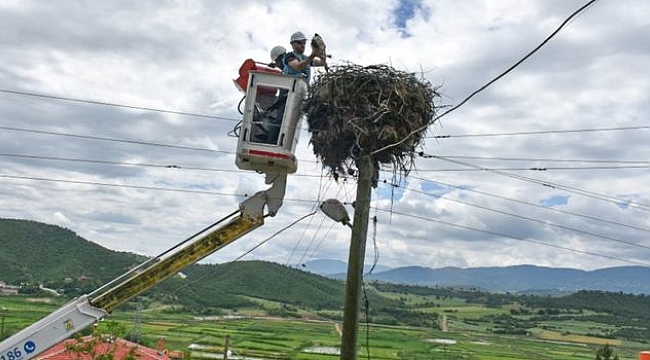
[0,174,287,360]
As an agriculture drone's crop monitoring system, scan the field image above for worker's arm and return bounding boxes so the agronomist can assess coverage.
[287,50,324,70]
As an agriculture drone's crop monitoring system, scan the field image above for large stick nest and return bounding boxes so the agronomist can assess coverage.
[304,64,441,185]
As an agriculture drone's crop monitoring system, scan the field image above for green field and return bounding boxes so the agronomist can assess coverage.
[1,294,646,359]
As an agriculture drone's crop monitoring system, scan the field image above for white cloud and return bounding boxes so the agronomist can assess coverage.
[1,0,649,273]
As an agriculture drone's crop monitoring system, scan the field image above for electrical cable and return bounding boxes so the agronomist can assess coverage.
[306,220,336,262]
[361,281,371,360]
[285,174,333,266]
[422,155,650,165]
[298,185,345,266]
[7,151,648,253]
[232,212,318,262]
[373,207,650,267]
[168,211,317,296]
[425,154,650,212]
[414,165,650,172]
[379,181,650,251]
[303,183,347,263]
[0,173,315,204]
[24,165,645,259]
[298,214,331,267]
[0,152,324,179]
[342,178,352,203]
[237,96,246,115]
[426,125,650,139]
[364,215,380,278]
[407,176,650,234]
[362,215,379,360]
[0,174,243,197]
[369,0,600,157]
[90,210,240,298]
[0,125,232,154]
[0,88,240,122]
[10,166,647,301]
[0,125,320,164]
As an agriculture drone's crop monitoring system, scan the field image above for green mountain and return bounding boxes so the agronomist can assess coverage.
[0,219,399,313]
[153,261,400,313]
[366,264,650,294]
[0,218,143,286]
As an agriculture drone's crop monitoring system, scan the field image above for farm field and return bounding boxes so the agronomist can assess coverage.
[1,295,646,359]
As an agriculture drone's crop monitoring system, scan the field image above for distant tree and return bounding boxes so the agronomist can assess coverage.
[595,344,619,360]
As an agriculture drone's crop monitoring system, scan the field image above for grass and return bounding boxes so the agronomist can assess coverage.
[441,305,510,319]
[534,329,622,346]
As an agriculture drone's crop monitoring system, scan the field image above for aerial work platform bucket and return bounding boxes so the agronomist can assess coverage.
[235,71,308,174]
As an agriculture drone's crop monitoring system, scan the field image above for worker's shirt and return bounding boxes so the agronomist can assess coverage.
[283,51,311,83]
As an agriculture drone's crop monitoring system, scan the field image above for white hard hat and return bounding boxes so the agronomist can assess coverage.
[270,45,286,61]
[290,31,307,43]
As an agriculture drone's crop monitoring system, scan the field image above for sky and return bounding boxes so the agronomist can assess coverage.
[1,0,649,272]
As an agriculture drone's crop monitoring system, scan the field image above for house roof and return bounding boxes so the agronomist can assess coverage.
[37,336,171,360]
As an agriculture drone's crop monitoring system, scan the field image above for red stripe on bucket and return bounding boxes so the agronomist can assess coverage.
[248,149,292,160]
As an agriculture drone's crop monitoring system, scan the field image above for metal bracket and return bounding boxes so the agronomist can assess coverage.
[239,172,287,218]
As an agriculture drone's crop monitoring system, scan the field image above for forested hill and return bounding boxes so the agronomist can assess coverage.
[0,218,143,286]
[155,261,400,311]
[0,219,398,311]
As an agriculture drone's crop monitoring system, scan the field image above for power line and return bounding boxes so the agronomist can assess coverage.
[298,184,345,266]
[169,211,317,296]
[307,220,337,262]
[0,88,240,122]
[374,208,650,267]
[0,125,232,154]
[407,176,650,234]
[414,165,650,172]
[9,170,644,268]
[303,185,349,264]
[0,152,324,178]
[423,155,650,165]
[286,177,334,266]
[233,212,319,262]
[427,125,650,139]
[89,209,240,298]
[11,167,649,254]
[298,214,328,266]
[7,169,644,267]
[0,173,312,204]
[0,125,320,164]
[0,174,244,197]
[370,0,600,157]
[425,154,650,212]
[7,148,647,236]
[380,181,650,251]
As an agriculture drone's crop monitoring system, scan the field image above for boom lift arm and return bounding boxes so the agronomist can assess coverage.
[1,65,307,360]
[0,174,287,360]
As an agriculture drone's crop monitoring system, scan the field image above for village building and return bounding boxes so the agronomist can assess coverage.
[0,281,20,295]
[36,335,180,360]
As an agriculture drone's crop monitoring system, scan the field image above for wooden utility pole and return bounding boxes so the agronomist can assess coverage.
[223,334,230,360]
[340,155,373,360]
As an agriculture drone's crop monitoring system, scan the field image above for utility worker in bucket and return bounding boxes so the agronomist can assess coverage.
[251,46,289,144]
[283,31,325,83]
[269,45,286,70]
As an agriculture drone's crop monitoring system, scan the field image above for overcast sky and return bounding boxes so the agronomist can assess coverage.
[1,0,649,272]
